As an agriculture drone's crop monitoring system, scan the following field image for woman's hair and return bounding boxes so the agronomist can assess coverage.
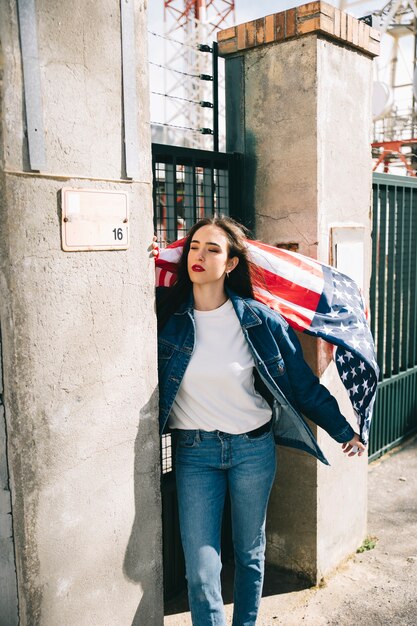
[157,216,255,330]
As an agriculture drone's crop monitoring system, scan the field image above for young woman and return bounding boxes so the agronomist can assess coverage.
[154,216,365,626]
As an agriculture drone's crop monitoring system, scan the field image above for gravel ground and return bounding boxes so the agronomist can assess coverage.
[164,436,417,626]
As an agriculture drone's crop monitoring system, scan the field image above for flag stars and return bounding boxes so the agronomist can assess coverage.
[320,326,332,335]
[328,310,340,319]
[337,354,345,366]
[348,383,359,396]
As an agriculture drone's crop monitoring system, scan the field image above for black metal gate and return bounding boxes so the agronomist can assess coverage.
[152,143,243,244]
[152,143,244,601]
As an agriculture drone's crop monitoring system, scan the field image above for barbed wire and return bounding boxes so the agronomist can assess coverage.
[150,121,201,133]
[148,29,200,50]
[150,91,202,106]
[150,121,214,135]
[149,61,201,79]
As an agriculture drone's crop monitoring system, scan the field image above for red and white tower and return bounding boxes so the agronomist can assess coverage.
[161,1,235,148]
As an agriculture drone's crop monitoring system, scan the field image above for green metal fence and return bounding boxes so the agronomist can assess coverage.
[369,173,417,460]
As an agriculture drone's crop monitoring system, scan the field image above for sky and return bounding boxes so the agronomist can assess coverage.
[147,0,296,26]
[146,0,381,30]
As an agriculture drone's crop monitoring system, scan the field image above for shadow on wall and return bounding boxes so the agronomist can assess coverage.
[123,388,164,626]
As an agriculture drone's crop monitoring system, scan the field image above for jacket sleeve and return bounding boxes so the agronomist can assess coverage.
[276,321,356,444]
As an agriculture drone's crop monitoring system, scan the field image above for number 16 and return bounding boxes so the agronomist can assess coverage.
[113,228,124,241]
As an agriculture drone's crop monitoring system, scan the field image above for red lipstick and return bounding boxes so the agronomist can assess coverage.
[191,264,205,272]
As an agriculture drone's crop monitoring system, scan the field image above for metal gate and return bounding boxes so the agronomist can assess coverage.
[152,143,243,243]
[369,173,417,460]
[152,143,244,601]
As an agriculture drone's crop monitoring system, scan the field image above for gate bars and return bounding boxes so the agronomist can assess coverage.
[370,173,417,460]
[152,143,243,246]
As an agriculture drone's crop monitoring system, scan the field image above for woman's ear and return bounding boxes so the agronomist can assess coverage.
[227,257,239,272]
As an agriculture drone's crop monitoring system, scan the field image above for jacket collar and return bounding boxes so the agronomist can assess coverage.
[174,286,262,329]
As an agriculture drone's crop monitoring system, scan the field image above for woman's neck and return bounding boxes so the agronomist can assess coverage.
[193,283,228,311]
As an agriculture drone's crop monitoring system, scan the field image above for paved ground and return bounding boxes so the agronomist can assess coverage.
[164,436,417,626]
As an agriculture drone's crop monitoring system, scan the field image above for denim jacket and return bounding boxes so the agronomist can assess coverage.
[157,287,355,465]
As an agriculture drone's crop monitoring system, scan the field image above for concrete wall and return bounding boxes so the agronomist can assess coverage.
[221,7,375,582]
[0,2,163,624]
[315,38,372,576]
[236,36,319,255]
[0,333,19,625]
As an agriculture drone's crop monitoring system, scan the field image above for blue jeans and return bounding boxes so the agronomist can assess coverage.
[175,427,276,626]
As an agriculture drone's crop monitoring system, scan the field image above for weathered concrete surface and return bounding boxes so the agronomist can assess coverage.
[164,436,417,625]
[0,1,162,625]
[0,341,19,626]
[224,31,373,581]
[316,38,373,287]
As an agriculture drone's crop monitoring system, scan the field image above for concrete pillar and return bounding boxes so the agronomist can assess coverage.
[218,2,379,582]
[0,2,162,625]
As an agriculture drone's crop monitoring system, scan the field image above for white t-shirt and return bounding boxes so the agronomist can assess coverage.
[169,298,271,433]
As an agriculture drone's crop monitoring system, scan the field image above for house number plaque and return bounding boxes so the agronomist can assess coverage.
[61,187,129,251]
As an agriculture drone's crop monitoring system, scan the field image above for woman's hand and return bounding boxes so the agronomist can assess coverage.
[342,433,366,457]
[149,235,159,258]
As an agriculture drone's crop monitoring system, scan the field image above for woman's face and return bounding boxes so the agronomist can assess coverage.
[187,224,238,287]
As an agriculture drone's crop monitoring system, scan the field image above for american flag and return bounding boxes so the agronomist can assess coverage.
[155,238,379,445]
